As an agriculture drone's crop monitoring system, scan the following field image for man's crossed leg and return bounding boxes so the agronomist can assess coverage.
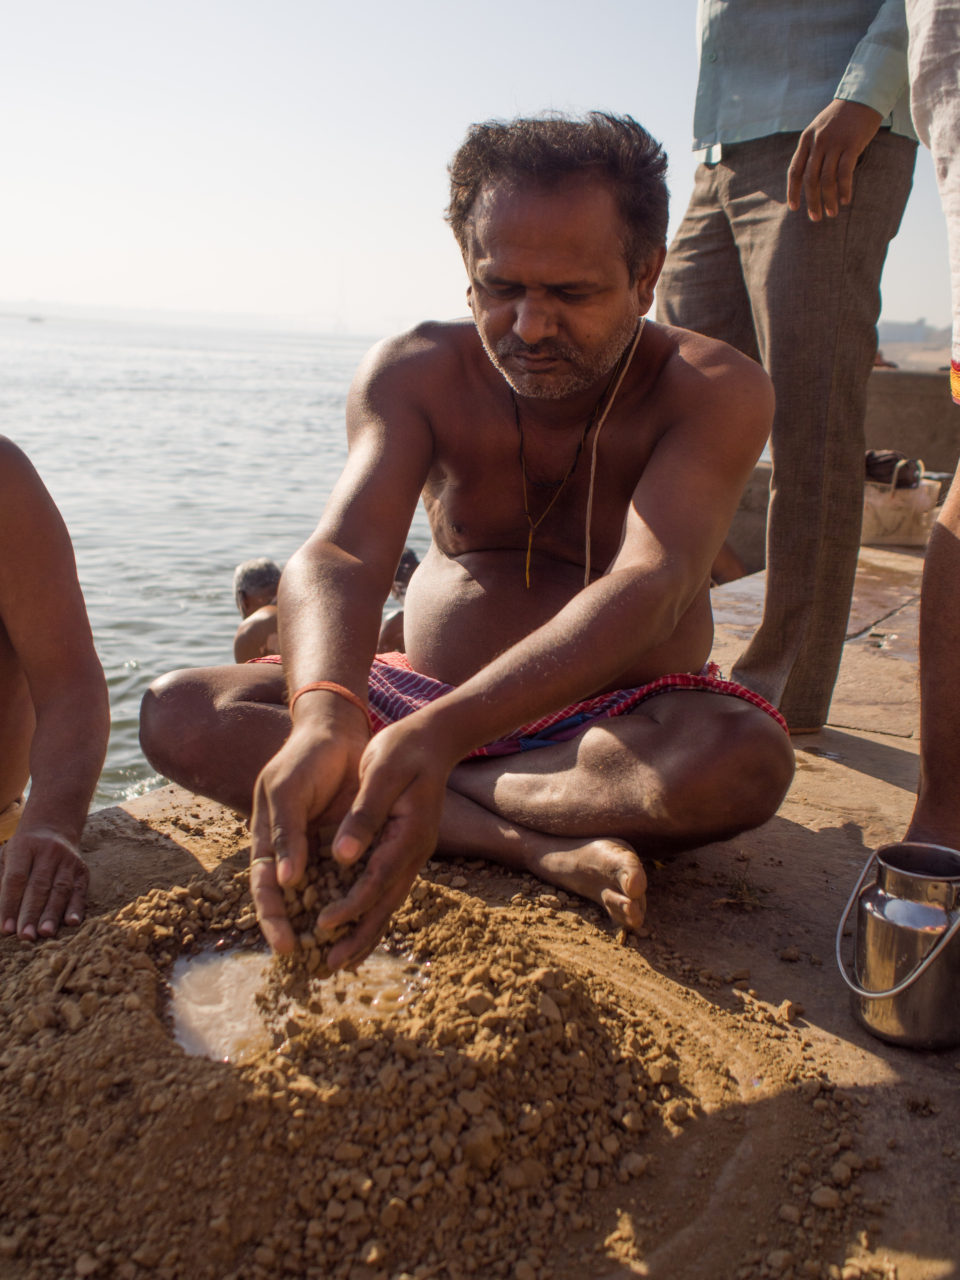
[142,668,794,932]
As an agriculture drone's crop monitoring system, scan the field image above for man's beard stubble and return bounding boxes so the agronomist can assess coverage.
[479,311,641,399]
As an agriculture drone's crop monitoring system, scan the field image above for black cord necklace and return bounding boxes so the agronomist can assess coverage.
[513,394,603,589]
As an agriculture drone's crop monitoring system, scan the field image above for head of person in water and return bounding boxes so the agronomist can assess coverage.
[233,558,282,619]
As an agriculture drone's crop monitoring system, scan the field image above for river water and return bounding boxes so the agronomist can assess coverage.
[1,311,432,807]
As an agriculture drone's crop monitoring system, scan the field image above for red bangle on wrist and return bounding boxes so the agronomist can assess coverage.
[288,681,372,733]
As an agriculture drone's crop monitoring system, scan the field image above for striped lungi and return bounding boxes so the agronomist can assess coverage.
[258,652,786,757]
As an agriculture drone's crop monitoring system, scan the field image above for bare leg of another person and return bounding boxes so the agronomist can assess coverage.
[140,665,290,813]
[905,475,960,848]
[904,0,960,847]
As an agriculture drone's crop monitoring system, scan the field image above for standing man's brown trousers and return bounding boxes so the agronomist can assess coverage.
[658,129,916,731]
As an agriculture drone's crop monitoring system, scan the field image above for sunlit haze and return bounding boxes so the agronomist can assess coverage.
[6,0,950,338]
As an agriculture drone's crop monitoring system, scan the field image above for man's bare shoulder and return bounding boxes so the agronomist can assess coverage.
[0,436,37,483]
[0,438,60,525]
[358,318,479,382]
[234,606,279,664]
[652,323,773,415]
[0,438,90,641]
[347,320,486,439]
[647,322,773,453]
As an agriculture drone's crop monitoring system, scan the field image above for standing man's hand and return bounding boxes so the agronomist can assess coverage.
[787,100,884,221]
[0,827,89,940]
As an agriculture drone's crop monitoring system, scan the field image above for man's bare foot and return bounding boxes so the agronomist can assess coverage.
[524,838,647,930]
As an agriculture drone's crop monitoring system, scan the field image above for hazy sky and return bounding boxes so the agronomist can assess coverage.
[6,0,950,336]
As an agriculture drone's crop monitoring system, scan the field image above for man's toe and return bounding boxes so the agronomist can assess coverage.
[601,888,643,930]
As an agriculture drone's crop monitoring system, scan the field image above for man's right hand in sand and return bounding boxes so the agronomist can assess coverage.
[249,702,369,954]
[250,708,455,966]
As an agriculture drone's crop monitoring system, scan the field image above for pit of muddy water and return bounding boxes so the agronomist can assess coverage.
[171,946,423,1063]
[0,853,891,1280]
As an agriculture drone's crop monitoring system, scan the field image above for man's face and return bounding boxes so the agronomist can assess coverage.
[464,176,661,400]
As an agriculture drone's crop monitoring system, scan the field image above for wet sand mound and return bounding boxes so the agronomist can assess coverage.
[0,858,891,1280]
[0,863,682,1280]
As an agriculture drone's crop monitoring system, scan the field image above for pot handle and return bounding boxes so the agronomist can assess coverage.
[835,851,960,999]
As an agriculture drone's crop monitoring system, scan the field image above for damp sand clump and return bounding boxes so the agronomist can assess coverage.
[260,848,361,997]
[0,861,685,1280]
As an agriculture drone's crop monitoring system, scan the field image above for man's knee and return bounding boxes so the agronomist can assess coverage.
[715,703,794,829]
[139,669,211,779]
[641,691,794,836]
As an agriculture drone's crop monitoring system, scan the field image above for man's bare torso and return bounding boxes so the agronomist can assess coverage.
[392,319,716,689]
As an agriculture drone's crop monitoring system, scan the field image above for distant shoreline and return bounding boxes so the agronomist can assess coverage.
[0,303,381,342]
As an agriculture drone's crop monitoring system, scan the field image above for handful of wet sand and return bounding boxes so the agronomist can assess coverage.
[259,848,361,1004]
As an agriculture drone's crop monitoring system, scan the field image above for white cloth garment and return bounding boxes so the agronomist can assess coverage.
[906,0,960,394]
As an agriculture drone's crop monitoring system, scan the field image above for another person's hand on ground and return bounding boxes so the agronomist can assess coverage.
[0,827,89,941]
[0,438,109,942]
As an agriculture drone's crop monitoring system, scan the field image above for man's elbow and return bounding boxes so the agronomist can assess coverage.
[35,656,109,723]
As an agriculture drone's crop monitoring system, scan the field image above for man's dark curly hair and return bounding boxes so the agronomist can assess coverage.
[446,112,669,280]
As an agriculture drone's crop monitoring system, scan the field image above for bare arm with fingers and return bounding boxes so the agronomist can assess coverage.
[246,333,436,948]
[0,439,109,941]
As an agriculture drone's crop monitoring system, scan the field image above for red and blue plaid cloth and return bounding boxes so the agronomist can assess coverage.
[259,651,786,756]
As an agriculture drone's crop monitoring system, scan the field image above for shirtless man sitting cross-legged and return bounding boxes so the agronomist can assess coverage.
[140,112,795,970]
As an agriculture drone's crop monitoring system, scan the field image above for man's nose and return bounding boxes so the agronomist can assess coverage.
[512,296,557,346]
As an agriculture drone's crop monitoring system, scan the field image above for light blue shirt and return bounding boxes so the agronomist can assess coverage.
[694,0,916,160]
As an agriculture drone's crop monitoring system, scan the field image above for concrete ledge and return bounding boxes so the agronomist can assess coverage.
[728,368,957,573]
[865,368,958,472]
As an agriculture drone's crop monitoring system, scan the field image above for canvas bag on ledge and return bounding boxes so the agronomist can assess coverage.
[861,452,941,547]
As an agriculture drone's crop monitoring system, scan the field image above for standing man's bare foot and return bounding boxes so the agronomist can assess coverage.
[523,838,647,929]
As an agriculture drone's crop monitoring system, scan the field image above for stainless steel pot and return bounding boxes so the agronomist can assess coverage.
[836,841,960,1049]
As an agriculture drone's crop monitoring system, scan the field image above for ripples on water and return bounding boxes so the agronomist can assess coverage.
[1,312,432,807]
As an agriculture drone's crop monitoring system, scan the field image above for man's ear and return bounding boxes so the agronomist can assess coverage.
[634,246,667,314]
[466,284,474,310]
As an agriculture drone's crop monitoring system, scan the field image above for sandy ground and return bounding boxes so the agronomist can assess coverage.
[1,546,958,1280]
